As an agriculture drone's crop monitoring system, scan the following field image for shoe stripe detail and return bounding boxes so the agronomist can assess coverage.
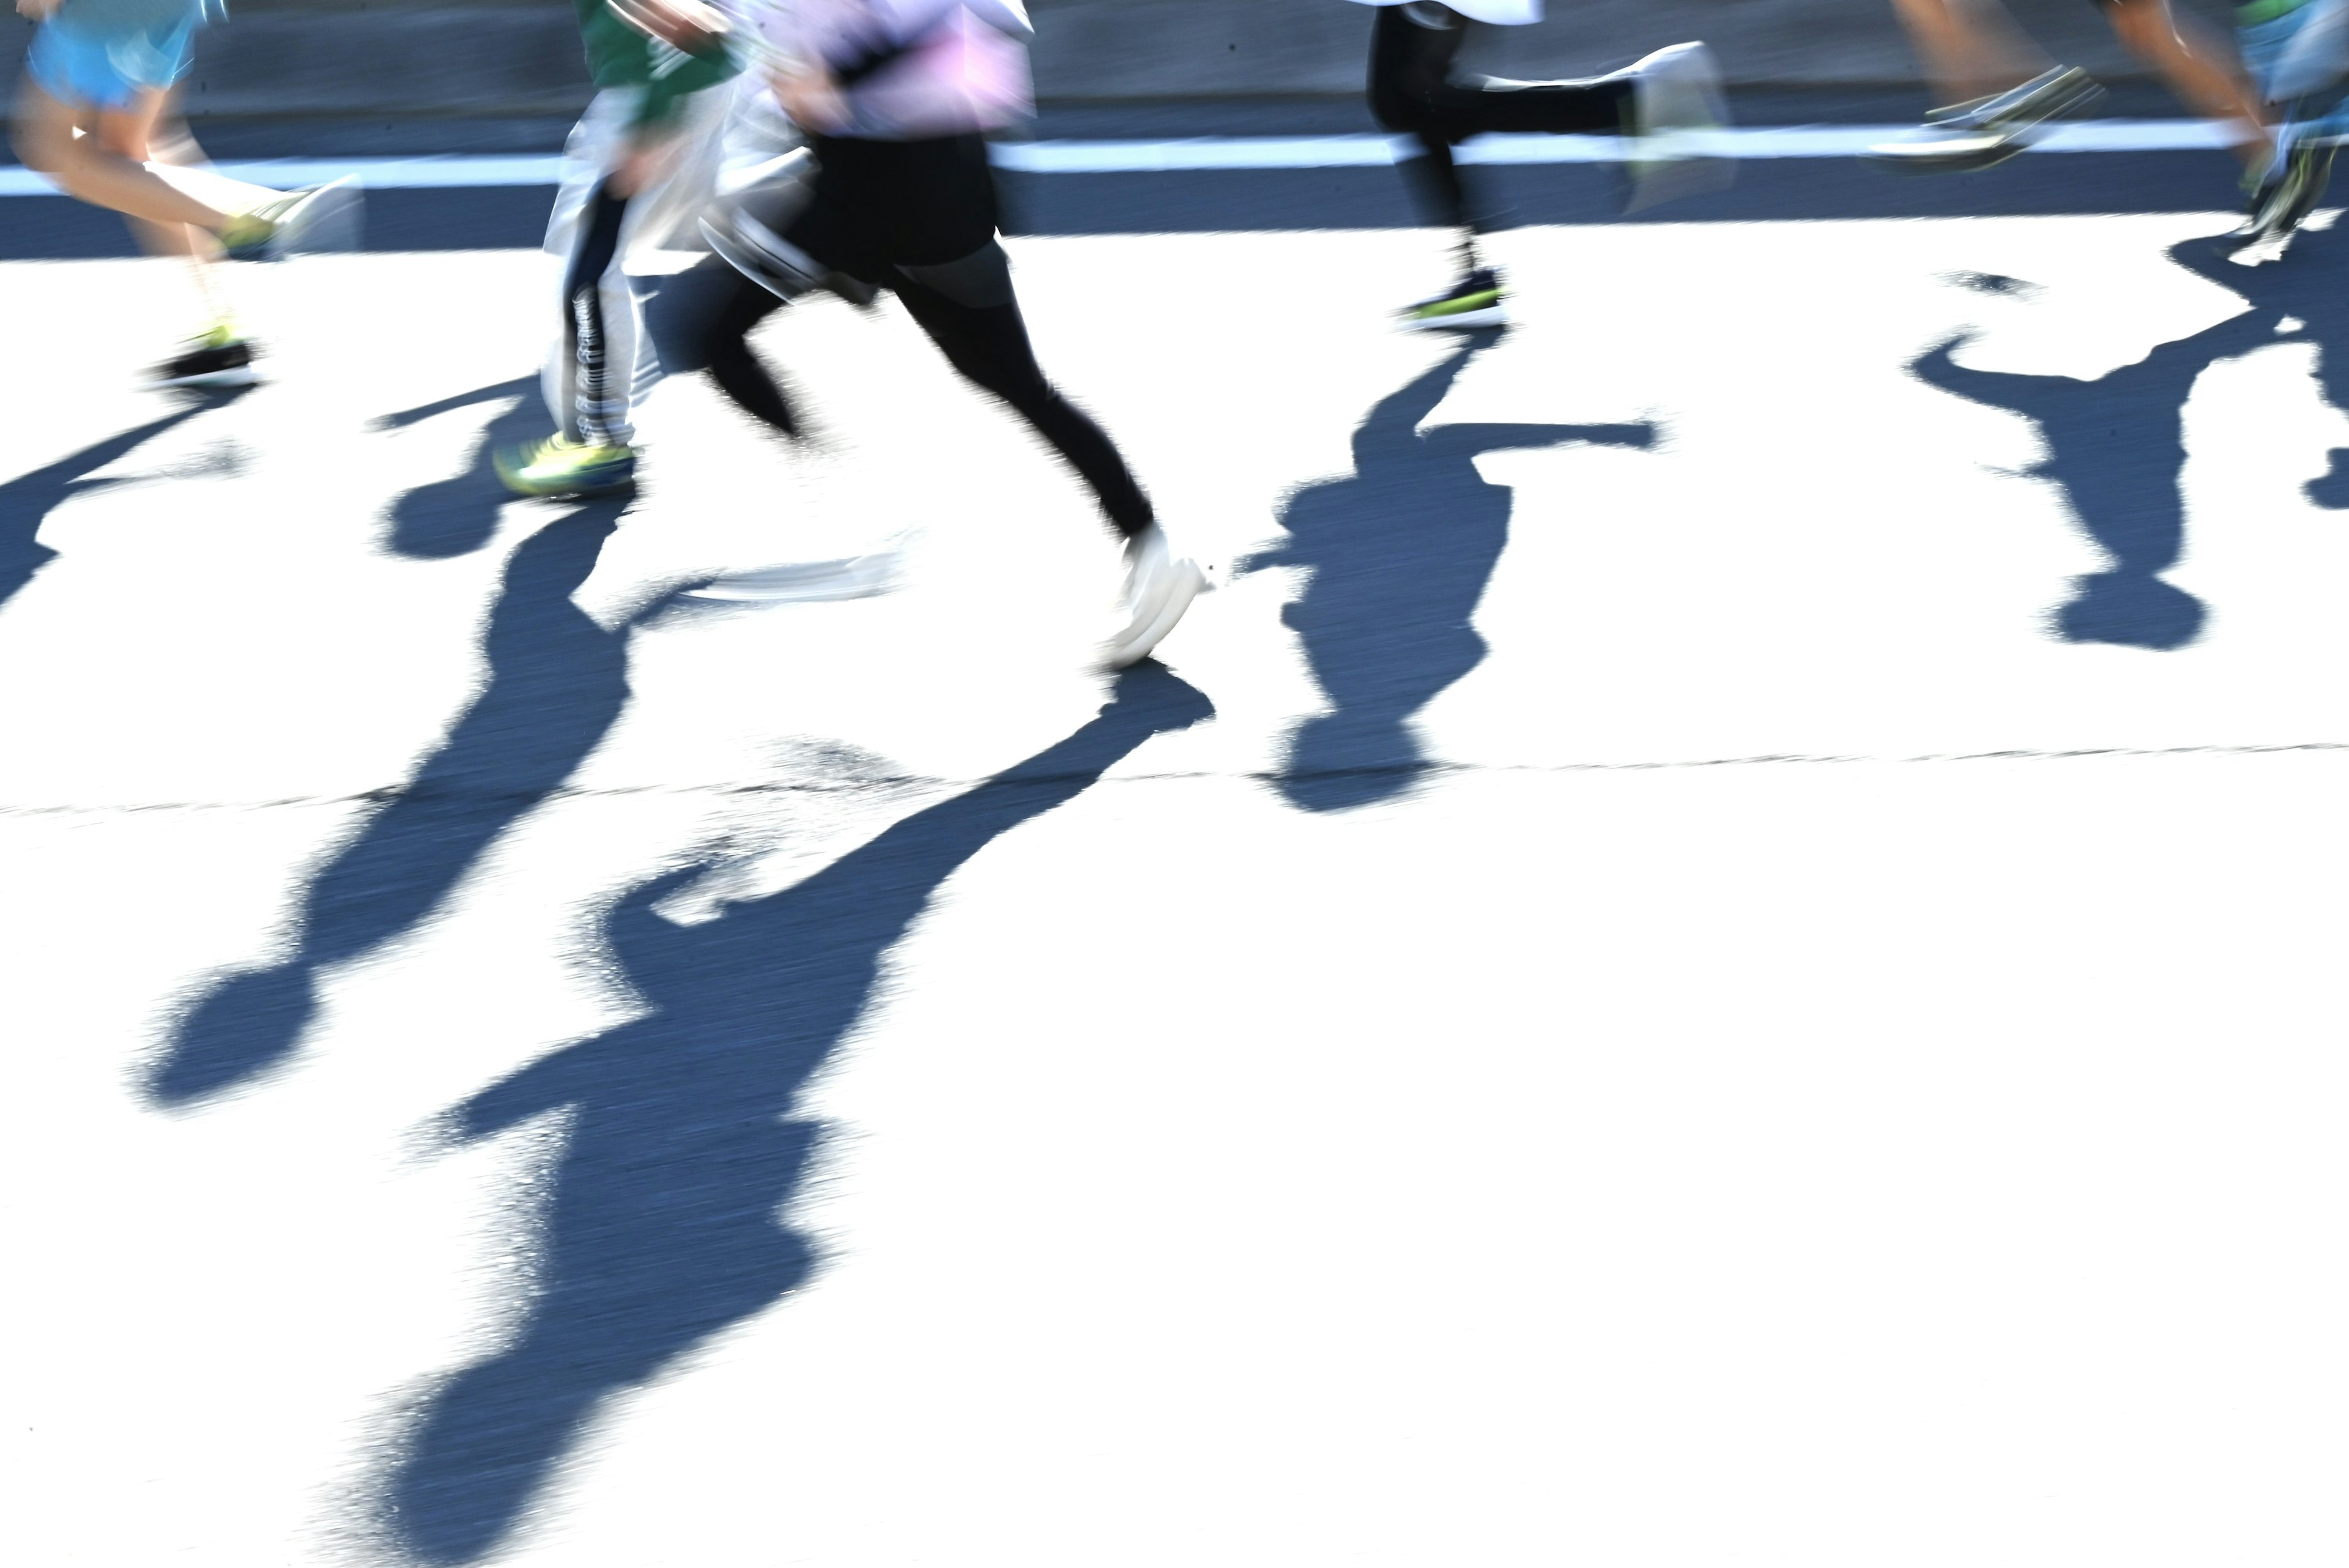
[1411,290,1505,319]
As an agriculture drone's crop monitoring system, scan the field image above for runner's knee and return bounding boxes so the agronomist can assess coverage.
[894,240,1014,310]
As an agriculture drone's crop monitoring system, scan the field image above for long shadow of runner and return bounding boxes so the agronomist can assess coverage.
[1,388,249,612]
[382,663,1214,1566]
[1242,329,1653,812]
[1910,223,2349,650]
[148,500,672,1104]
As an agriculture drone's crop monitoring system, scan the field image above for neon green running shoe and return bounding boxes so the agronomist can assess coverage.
[218,178,362,261]
[1400,267,1507,331]
[494,435,639,498]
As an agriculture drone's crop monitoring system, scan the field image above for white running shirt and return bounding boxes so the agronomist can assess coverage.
[1340,0,1543,25]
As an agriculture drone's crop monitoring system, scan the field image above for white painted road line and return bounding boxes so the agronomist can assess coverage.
[0,121,2253,195]
[989,120,2246,172]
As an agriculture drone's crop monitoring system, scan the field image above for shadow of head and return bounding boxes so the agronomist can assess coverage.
[1910,328,2214,650]
[373,376,546,560]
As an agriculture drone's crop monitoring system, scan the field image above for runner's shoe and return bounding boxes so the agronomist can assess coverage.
[1863,65,2106,174]
[218,177,362,261]
[493,434,639,497]
[1399,267,1507,330]
[1104,523,1208,669]
[2229,135,2338,251]
[1621,40,1732,210]
[149,325,259,388]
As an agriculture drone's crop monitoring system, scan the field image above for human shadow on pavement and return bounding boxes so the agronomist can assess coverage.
[371,376,543,560]
[0,388,249,612]
[379,663,1214,1566]
[1242,329,1653,811]
[147,500,669,1106]
[2165,224,2349,511]
[1912,224,2349,650]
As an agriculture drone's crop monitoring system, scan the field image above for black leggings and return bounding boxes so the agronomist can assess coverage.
[686,132,1154,539]
[1368,3,1631,234]
[563,180,631,444]
[698,266,1154,538]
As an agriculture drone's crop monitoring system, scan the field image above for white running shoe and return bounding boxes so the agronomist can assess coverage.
[228,176,363,259]
[1104,524,1207,668]
[1622,41,1732,211]
[1862,65,2104,174]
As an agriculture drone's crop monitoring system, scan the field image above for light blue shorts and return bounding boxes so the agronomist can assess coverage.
[25,17,199,112]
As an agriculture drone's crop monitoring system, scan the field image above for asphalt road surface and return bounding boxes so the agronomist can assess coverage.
[8,138,2349,1567]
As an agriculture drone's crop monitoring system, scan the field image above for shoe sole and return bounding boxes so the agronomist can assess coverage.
[492,457,637,498]
[154,365,260,389]
[1865,69,2103,175]
[1104,560,1207,669]
[1400,305,1508,330]
[1861,133,2033,174]
[497,475,637,499]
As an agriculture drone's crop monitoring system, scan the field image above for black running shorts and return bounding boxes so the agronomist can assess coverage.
[785,133,1001,284]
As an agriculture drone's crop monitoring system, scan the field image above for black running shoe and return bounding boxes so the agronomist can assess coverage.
[150,329,259,388]
[1399,267,1506,330]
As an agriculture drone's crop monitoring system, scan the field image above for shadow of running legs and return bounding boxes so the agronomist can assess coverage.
[1242,329,1653,811]
[2161,225,2349,513]
[0,387,250,611]
[379,663,1214,1566]
[148,499,674,1105]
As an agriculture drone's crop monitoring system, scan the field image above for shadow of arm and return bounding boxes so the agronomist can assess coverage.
[1427,422,1656,458]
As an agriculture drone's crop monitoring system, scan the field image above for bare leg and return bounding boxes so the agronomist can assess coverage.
[86,95,240,335]
[2106,0,2273,166]
[12,79,278,229]
[1886,0,2050,104]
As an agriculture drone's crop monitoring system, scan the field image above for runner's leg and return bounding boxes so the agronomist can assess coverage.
[562,179,636,447]
[1868,0,2107,171]
[2102,0,2272,165]
[692,265,800,437]
[10,78,244,228]
[1885,0,2050,103]
[892,247,1153,539]
[504,95,659,495]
